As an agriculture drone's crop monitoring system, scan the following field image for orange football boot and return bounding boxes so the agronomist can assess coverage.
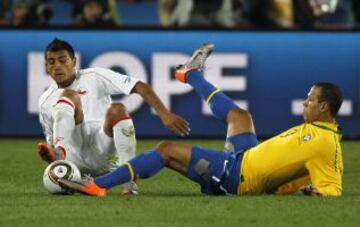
[37,142,57,163]
[58,178,107,197]
[37,143,66,163]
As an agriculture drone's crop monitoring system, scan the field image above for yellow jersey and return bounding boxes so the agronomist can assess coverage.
[238,121,343,196]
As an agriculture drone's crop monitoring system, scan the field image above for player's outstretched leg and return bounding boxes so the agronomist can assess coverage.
[58,148,167,196]
[175,43,237,122]
[57,140,196,196]
[58,140,239,196]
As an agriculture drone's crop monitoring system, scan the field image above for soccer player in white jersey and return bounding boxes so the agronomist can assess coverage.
[37,38,190,195]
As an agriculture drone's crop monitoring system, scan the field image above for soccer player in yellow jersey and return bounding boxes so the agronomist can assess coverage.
[58,44,343,197]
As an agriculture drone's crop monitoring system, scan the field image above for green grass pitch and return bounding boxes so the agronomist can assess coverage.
[0,139,359,227]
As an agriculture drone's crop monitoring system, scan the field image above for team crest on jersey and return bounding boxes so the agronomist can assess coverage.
[302,134,312,142]
[122,126,135,137]
[54,136,64,145]
[77,88,87,95]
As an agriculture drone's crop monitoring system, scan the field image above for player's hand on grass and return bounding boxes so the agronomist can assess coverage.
[299,184,321,196]
[161,112,190,136]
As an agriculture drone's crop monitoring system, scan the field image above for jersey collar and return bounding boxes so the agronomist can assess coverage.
[311,121,342,135]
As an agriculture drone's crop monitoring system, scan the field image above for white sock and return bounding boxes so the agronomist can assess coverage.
[53,97,75,154]
[113,118,137,191]
[113,118,136,164]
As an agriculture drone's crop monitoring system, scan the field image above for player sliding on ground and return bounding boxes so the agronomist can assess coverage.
[59,43,344,197]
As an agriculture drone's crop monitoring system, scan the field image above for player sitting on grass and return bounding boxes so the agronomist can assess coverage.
[38,38,190,195]
[58,43,344,197]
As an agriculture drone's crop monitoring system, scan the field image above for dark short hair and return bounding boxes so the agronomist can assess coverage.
[314,82,343,117]
[45,38,75,59]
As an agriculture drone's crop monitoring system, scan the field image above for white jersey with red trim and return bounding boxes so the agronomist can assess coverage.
[38,67,139,175]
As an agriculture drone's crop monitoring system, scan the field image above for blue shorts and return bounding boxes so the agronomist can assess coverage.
[186,133,258,195]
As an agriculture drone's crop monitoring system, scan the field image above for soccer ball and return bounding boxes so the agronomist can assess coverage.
[43,160,82,194]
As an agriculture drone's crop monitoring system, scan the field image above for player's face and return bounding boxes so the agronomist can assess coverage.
[303,86,325,123]
[45,50,76,88]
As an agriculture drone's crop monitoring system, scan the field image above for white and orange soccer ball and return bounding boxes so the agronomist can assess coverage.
[43,160,82,194]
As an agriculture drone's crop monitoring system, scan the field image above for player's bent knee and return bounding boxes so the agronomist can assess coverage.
[60,89,81,106]
[228,107,253,124]
[227,107,255,134]
[107,103,128,118]
[156,140,174,155]
[156,140,177,161]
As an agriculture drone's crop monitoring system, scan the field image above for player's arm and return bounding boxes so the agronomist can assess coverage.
[39,107,53,147]
[305,154,342,196]
[299,184,321,196]
[305,173,341,196]
[275,175,311,195]
[93,67,190,136]
[132,81,190,136]
[276,177,322,196]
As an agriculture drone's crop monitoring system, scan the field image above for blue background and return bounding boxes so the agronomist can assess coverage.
[0,30,359,138]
